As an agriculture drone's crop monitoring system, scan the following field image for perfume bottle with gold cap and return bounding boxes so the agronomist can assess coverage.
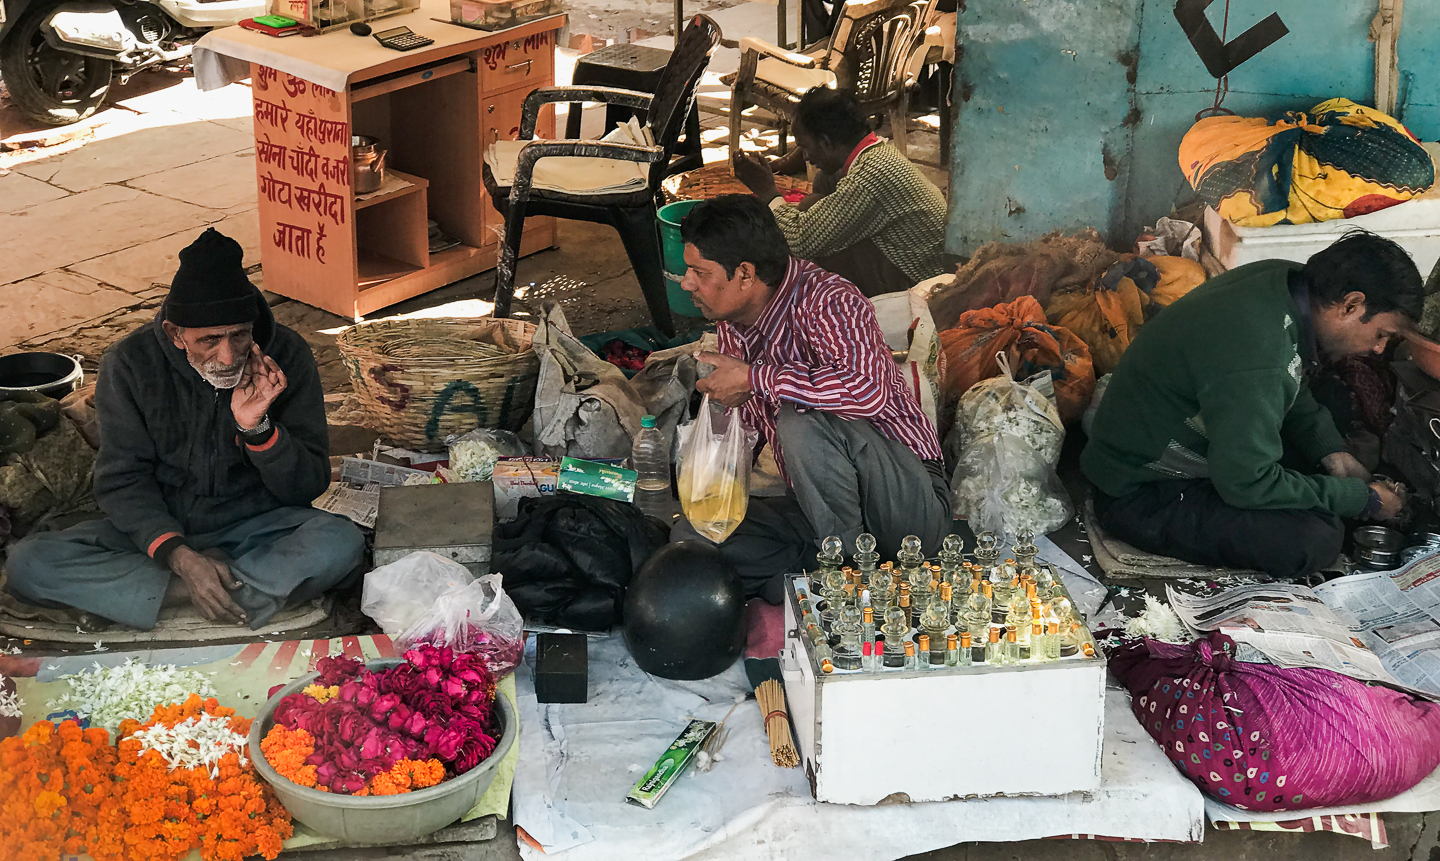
[946,633,960,667]
[920,582,953,665]
[903,639,918,671]
[916,634,931,670]
[880,603,909,669]
[985,625,1003,665]
[832,603,863,671]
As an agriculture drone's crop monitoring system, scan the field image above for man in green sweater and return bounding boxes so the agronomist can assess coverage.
[1082,231,1422,578]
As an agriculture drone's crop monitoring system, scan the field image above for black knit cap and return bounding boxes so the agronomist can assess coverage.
[165,228,259,328]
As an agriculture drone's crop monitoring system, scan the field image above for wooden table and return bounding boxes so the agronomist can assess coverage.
[202,2,563,319]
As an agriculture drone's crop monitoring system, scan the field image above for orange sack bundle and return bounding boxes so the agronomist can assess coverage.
[938,295,1095,423]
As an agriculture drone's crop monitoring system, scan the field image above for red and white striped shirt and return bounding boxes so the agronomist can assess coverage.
[717,257,943,484]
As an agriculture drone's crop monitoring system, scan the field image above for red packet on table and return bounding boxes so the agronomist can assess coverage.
[781,189,807,203]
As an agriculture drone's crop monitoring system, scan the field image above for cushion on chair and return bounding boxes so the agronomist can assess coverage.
[485,140,650,196]
[753,57,837,94]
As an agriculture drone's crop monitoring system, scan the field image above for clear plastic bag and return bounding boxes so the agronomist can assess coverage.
[395,573,526,677]
[444,428,525,482]
[950,353,1073,538]
[676,394,758,543]
[361,550,474,636]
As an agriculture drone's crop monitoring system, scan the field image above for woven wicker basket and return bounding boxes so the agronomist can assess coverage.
[661,162,813,203]
[335,317,539,451]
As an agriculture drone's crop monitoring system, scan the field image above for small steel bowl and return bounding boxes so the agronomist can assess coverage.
[1357,546,1403,569]
[1410,530,1440,547]
[1354,526,1406,552]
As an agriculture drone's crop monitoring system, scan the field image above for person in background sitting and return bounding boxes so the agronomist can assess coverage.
[731,87,947,297]
[5,229,364,631]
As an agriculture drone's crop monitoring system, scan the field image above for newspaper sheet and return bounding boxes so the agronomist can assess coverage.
[1166,554,1440,698]
[313,482,380,528]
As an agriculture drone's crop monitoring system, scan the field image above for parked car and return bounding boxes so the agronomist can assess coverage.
[0,0,263,125]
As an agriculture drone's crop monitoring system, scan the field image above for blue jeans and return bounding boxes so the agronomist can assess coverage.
[5,507,364,630]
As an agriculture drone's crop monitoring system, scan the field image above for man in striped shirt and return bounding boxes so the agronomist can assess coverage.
[732,87,948,297]
[672,195,951,602]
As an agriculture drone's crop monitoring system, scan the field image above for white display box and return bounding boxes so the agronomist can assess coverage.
[780,576,1106,805]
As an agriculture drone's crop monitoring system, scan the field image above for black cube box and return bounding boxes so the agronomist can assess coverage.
[535,633,588,703]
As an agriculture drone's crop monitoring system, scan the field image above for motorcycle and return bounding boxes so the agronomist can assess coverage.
[0,0,263,126]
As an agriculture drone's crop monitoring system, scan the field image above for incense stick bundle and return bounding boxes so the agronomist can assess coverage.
[756,679,799,768]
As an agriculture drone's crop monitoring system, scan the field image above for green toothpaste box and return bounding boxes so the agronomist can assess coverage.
[625,719,717,808]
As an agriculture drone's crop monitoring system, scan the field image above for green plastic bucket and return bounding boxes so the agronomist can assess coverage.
[658,199,703,317]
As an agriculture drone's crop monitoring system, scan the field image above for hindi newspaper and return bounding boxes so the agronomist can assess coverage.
[1166,554,1440,699]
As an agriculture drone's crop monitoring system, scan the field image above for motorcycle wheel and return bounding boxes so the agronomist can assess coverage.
[0,9,114,126]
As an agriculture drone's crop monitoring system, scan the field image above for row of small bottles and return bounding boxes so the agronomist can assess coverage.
[798,530,1095,674]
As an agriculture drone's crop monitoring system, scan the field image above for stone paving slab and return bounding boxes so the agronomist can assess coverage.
[128,150,259,211]
[0,185,218,286]
[15,112,253,193]
[0,271,139,347]
[115,78,255,123]
[69,209,261,295]
[0,172,68,211]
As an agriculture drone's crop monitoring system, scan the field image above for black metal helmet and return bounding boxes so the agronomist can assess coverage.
[623,541,745,680]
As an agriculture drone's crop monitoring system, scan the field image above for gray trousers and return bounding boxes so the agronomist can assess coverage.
[671,404,952,603]
[5,507,365,631]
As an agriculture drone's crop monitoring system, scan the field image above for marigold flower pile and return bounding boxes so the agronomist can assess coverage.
[260,646,499,795]
[0,694,292,861]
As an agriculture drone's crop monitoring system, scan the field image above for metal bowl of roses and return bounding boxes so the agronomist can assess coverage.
[248,657,516,843]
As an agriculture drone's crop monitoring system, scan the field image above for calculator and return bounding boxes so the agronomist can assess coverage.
[373,26,434,51]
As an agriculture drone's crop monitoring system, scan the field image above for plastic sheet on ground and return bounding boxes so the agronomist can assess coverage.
[511,635,1204,861]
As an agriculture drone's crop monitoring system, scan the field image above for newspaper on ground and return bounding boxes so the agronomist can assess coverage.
[1166,553,1440,700]
[313,482,381,528]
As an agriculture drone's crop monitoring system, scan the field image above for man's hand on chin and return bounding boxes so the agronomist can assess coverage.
[695,351,754,409]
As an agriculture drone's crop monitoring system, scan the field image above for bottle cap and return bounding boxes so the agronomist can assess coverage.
[940,582,952,601]
[918,634,930,650]
[863,606,874,623]
[1082,642,1096,657]
[862,641,872,657]
[1032,621,1043,634]
[961,631,972,647]
[947,633,958,648]
[988,627,999,643]
[1049,623,1060,634]
[821,659,834,673]
[1007,628,1018,642]
[899,594,910,608]
[640,415,656,428]
[904,641,916,656]
[982,582,993,597]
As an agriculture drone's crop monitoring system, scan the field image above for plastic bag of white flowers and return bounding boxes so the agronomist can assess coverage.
[444,428,525,482]
[950,352,1073,538]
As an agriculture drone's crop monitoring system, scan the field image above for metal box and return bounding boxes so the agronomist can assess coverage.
[373,481,494,576]
[780,576,1106,805]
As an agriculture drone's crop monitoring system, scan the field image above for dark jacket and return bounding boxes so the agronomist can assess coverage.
[93,289,330,561]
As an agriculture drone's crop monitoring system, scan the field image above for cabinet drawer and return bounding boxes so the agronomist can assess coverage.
[478,31,555,95]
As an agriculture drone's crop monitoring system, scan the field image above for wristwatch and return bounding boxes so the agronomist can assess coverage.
[238,413,272,437]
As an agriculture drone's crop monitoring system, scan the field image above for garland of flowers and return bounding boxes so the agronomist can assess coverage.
[0,695,292,861]
[260,646,499,795]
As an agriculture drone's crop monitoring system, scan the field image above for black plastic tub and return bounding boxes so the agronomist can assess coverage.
[0,352,83,399]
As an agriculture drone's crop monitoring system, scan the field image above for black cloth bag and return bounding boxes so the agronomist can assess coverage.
[493,495,669,631]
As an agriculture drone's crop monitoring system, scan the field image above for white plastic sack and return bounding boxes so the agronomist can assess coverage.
[396,573,526,677]
[950,353,1073,538]
[872,283,944,430]
[361,550,474,636]
[676,394,759,543]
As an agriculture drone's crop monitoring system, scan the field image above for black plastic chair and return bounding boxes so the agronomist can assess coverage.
[482,15,723,336]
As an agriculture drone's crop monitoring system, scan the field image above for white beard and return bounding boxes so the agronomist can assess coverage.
[193,360,246,389]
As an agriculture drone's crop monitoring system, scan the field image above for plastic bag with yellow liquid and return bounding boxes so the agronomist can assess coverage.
[676,394,758,543]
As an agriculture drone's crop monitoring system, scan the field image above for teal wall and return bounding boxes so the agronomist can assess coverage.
[947,0,1440,257]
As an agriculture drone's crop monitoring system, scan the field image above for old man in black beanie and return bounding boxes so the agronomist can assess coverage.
[5,228,363,631]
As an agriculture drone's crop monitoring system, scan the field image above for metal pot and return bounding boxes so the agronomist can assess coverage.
[352,135,388,194]
[1357,546,1403,569]
[0,352,83,399]
[1353,525,1405,553]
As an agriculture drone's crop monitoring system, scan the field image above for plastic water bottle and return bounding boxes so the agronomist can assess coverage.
[632,415,674,521]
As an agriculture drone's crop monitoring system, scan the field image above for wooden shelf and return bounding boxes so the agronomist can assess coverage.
[358,248,426,286]
[356,169,430,210]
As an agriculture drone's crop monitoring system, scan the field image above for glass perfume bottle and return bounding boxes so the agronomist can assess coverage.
[819,537,850,629]
[1031,618,1048,662]
[862,605,876,647]
[1005,626,1020,664]
[854,532,880,587]
[880,604,909,669]
[959,631,974,666]
[813,533,845,596]
[939,534,965,584]
[916,634,931,670]
[985,625,1003,665]
[861,640,877,672]
[1005,593,1032,660]
[961,582,991,653]
[946,633,960,667]
[990,565,1015,625]
[832,603,863,670]
[1012,530,1039,571]
[1061,621,1084,657]
[897,533,926,582]
[903,639,918,671]
[921,582,952,665]
[813,640,835,674]
[897,584,913,632]
[973,530,1000,569]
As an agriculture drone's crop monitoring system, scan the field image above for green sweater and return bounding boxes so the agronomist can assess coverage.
[1080,260,1371,517]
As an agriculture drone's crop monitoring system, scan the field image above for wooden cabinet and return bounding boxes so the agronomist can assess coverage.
[243,12,564,320]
